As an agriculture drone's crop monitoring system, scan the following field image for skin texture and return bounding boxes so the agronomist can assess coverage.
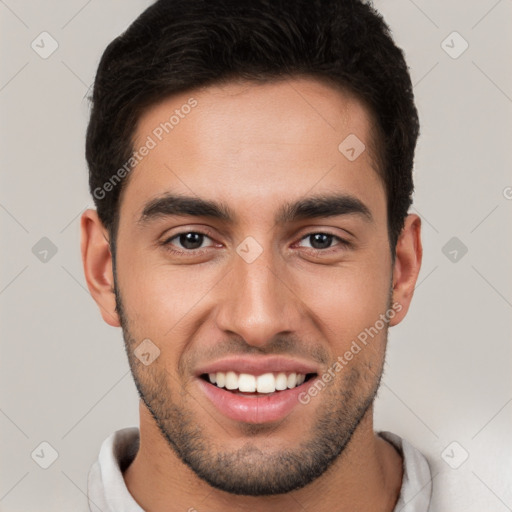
[81,77,422,511]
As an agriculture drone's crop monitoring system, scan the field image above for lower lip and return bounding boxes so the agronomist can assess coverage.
[197,378,312,423]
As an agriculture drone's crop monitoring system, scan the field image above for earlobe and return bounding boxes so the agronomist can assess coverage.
[80,209,121,327]
[389,214,422,326]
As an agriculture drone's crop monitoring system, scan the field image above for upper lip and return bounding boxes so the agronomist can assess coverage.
[195,355,319,377]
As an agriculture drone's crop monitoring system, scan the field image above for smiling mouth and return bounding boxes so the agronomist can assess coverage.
[200,371,317,395]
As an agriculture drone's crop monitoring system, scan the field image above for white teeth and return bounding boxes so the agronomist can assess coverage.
[238,373,256,392]
[225,371,238,390]
[287,373,297,389]
[207,371,308,393]
[275,372,288,390]
[216,372,226,388]
[256,373,275,393]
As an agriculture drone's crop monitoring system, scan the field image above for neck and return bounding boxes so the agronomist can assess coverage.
[123,401,403,512]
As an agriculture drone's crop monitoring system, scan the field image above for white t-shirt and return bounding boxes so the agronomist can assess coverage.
[86,427,442,511]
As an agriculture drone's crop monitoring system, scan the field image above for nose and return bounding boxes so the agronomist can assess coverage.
[214,244,303,348]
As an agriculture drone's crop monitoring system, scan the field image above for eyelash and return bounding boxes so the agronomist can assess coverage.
[160,230,351,257]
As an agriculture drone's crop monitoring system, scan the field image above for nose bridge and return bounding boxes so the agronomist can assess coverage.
[216,241,299,345]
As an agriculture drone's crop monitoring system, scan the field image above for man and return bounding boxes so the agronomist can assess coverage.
[81,0,433,510]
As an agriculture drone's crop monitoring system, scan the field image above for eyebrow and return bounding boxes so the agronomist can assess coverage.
[138,192,373,226]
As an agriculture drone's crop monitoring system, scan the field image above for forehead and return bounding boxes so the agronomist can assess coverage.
[120,77,385,227]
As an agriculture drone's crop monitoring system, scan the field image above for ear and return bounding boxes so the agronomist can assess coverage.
[80,209,120,327]
[389,214,422,326]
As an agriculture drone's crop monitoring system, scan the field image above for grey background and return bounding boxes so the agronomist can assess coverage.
[1,1,511,510]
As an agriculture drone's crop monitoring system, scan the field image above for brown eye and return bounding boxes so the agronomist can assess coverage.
[163,231,215,253]
[307,233,334,250]
[298,233,348,251]
[175,232,206,250]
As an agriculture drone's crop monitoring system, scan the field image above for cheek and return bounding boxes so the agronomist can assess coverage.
[294,260,391,347]
[306,259,390,307]
[118,257,217,338]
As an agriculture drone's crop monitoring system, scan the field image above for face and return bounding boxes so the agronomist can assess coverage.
[96,78,407,495]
